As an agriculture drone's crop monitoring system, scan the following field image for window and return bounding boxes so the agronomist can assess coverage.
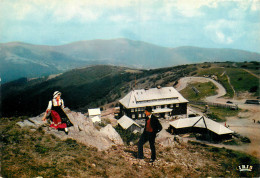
[176,104,179,107]
[132,114,135,119]
[131,108,135,112]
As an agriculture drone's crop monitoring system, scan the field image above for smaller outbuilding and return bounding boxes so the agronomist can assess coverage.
[118,115,142,133]
[88,108,101,118]
[169,116,234,141]
[88,108,102,123]
[91,115,101,123]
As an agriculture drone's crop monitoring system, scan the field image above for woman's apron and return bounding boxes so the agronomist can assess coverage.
[49,100,73,129]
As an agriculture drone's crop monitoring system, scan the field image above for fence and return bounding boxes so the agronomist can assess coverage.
[189,101,238,110]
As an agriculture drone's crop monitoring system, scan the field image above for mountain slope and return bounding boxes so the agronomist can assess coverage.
[1,61,260,117]
[1,64,193,117]
[0,42,92,83]
[54,39,260,68]
[1,39,260,83]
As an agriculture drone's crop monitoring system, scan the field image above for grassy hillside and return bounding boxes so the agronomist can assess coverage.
[1,64,195,117]
[179,81,217,101]
[195,62,260,97]
[2,62,259,117]
[1,117,259,177]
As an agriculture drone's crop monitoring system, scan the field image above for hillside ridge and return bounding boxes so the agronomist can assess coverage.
[1,38,260,83]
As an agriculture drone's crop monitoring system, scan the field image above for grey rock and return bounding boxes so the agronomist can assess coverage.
[18,109,124,151]
[100,124,124,145]
[29,116,45,127]
[16,120,36,128]
[16,121,26,128]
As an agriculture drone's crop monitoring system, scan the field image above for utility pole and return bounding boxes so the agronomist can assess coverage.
[135,75,136,89]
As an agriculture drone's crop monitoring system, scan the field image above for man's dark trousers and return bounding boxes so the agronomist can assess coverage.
[138,131,156,160]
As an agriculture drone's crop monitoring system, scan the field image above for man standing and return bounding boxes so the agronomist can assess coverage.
[138,106,162,162]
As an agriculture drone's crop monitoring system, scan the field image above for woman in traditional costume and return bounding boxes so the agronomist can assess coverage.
[42,91,73,134]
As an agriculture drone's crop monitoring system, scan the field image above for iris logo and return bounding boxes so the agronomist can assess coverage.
[237,165,253,172]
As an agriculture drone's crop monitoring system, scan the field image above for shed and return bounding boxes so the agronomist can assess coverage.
[118,115,142,133]
[88,108,101,119]
[169,116,234,140]
[91,115,101,123]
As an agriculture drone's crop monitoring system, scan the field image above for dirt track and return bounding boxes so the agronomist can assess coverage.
[175,77,260,159]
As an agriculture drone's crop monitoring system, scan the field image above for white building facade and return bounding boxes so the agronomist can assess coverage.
[119,86,189,119]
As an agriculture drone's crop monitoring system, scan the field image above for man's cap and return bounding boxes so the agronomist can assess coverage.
[144,106,153,113]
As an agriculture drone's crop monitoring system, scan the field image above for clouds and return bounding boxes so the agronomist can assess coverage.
[1,0,258,24]
[204,19,243,45]
[0,0,259,52]
[1,0,259,22]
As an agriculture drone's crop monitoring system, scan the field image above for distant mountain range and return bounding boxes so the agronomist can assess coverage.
[1,38,259,83]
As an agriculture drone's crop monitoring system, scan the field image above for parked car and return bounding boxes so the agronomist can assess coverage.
[245,100,260,105]
[226,101,233,104]
[188,114,197,118]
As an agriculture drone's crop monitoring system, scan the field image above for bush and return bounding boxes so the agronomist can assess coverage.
[115,126,140,145]
[249,86,258,93]
[65,138,79,147]
[207,113,223,122]
[210,147,220,152]
[240,136,251,143]
[35,144,48,154]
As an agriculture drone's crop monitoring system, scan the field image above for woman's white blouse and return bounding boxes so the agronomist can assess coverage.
[47,99,64,110]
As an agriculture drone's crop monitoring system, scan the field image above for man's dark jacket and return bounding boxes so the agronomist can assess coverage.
[144,114,162,134]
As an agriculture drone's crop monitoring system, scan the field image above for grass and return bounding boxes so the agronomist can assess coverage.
[196,67,234,97]
[209,106,240,120]
[180,81,217,101]
[1,117,132,177]
[196,67,260,98]
[1,117,259,177]
[189,104,240,122]
[225,68,259,96]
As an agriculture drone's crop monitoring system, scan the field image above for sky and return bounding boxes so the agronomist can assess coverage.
[0,0,260,53]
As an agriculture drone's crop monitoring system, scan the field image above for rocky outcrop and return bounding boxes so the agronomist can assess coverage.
[17,114,45,128]
[100,124,123,145]
[16,108,123,151]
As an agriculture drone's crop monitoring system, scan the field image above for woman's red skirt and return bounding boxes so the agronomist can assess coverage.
[49,110,67,129]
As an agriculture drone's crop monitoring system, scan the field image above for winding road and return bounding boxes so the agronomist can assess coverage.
[175,77,226,102]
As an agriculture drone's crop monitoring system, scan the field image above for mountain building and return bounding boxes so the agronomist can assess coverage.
[168,116,234,140]
[119,86,188,119]
[118,115,142,133]
[88,108,101,123]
